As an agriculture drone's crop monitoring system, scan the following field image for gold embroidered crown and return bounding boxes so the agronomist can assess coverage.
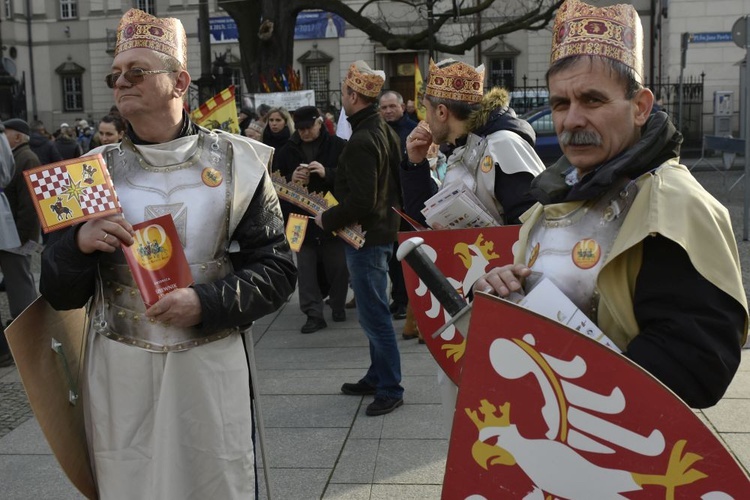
[425,59,484,103]
[344,61,385,98]
[115,9,187,68]
[551,0,643,81]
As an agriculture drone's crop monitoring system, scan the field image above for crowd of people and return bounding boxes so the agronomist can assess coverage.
[0,0,748,497]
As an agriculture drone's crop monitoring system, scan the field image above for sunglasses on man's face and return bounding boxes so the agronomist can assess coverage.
[104,68,176,89]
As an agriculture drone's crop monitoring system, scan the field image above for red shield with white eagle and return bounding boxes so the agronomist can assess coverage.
[443,293,749,499]
[398,226,519,384]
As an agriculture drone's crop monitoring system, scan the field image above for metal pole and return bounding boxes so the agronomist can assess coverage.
[743,15,750,240]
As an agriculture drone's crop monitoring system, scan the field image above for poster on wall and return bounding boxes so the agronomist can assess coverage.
[294,11,345,39]
[252,90,316,110]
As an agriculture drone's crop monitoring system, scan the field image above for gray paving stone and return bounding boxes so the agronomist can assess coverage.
[0,418,50,454]
[262,394,359,428]
[401,375,443,404]
[329,438,379,484]
[254,347,372,370]
[380,403,445,440]
[701,399,750,433]
[264,427,348,468]
[718,433,750,472]
[349,403,384,439]
[259,467,331,500]
[0,455,83,499]
[257,328,369,349]
[373,439,448,484]
[258,368,366,395]
[371,484,444,499]
[323,483,372,499]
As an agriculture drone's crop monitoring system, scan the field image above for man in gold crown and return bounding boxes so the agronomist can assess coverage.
[39,9,296,498]
[402,59,546,227]
[475,0,748,408]
[315,60,406,416]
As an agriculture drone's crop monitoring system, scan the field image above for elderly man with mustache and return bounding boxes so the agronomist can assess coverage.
[474,0,747,409]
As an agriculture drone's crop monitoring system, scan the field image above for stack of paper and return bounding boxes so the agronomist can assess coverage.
[518,277,622,353]
[421,183,498,229]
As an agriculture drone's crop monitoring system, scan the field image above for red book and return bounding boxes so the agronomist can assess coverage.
[122,214,194,308]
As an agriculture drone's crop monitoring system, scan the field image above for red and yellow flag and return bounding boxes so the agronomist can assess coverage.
[414,56,426,121]
[190,85,240,134]
[24,154,121,233]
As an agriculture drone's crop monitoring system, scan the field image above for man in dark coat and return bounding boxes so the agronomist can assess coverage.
[379,90,417,321]
[1,118,40,331]
[29,120,63,165]
[276,106,348,333]
[315,61,405,417]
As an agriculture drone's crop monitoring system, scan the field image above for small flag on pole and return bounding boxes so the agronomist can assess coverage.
[191,85,240,134]
[285,213,309,252]
[24,154,121,233]
[414,56,426,121]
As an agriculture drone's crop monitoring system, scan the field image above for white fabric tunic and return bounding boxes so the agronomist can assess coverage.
[83,131,271,499]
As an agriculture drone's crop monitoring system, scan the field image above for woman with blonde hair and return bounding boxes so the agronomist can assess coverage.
[262,107,294,151]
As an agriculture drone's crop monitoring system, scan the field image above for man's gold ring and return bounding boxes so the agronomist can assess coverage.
[103,233,109,242]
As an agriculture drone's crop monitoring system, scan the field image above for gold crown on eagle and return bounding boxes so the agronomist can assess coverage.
[551,0,644,81]
[425,59,485,103]
[115,9,187,68]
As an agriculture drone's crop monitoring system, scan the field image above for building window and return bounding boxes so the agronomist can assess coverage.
[4,0,12,19]
[62,76,83,111]
[60,0,77,19]
[489,57,514,90]
[305,65,329,110]
[135,0,155,15]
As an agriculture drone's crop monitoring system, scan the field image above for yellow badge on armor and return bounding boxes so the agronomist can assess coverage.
[481,155,494,173]
[528,242,540,268]
[201,167,223,187]
[572,238,601,269]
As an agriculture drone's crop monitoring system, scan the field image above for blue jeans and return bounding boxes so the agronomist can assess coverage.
[345,243,404,400]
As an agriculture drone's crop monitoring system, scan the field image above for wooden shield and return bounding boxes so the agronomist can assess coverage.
[398,226,519,384]
[5,297,97,499]
[443,293,750,499]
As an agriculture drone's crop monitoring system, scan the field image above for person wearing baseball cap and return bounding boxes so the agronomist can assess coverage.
[276,105,349,334]
[0,117,40,367]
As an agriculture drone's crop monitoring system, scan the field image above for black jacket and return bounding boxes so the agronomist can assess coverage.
[532,112,745,408]
[321,104,402,247]
[40,122,297,334]
[29,132,63,165]
[386,114,418,155]
[54,135,82,160]
[7,143,41,243]
[275,127,346,244]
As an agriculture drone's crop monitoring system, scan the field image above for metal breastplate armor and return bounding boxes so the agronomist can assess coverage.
[523,179,638,320]
[96,132,236,352]
[442,133,504,224]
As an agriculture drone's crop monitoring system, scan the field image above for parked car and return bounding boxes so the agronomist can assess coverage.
[522,106,562,165]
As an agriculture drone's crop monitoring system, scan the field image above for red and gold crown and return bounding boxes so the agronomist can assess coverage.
[115,9,187,68]
[425,59,484,103]
[344,61,385,98]
[551,0,643,81]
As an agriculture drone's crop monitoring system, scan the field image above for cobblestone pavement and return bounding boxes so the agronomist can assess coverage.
[0,381,32,439]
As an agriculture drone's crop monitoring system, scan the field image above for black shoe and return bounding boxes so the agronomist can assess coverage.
[392,305,407,320]
[0,351,14,368]
[341,380,376,396]
[300,316,327,334]
[345,297,356,309]
[418,338,426,345]
[402,332,419,340]
[332,310,346,322]
[366,396,404,416]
